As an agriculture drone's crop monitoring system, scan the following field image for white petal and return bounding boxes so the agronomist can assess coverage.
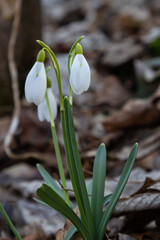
[46,88,57,121]
[37,89,57,122]
[69,54,91,95]
[37,102,45,122]
[25,62,47,105]
[79,55,91,92]
[43,100,50,122]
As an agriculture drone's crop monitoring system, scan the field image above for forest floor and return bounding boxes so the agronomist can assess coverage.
[1,0,160,239]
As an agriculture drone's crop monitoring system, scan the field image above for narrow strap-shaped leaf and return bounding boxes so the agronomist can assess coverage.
[37,164,63,197]
[63,97,95,238]
[98,143,138,240]
[87,180,92,204]
[62,101,89,229]
[0,202,22,240]
[65,225,77,240]
[103,194,112,206]
[37,164,74,208]
[34,197,52,208]
[37,184,91,240]
[91,144,106,235]
[60,110,88,227]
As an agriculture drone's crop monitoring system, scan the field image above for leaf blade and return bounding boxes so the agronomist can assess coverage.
[37,164,63,197]
[63,97,95,237]
[91,144,106,234]
[60,109,88,227]
[0,202,22,240]
[98,143,138,240]
[37,184,91,240]
[64,226,77,240]
[103,194,112,206]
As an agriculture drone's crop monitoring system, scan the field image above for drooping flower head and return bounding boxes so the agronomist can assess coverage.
[25,49,47,105]
[69,43,91,95]
[37,76,57,122]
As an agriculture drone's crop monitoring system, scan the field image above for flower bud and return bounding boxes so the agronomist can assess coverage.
[69,54,91,95]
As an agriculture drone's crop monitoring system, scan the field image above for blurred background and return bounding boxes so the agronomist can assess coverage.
[1,0,160,239]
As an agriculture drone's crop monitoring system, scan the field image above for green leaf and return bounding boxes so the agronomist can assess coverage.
[68,36,84,76]
[65,226,77,240]
[0,202,22,240]
[103,194,112,206]
[91,144,106,235]
[98,143,138,240]
[87,180,92,204]
[37,164,63,197]
[63,97,95,238]
[37,164,73,209]
[33,197,52,208]
[37,184,91,240]
[60,110,88,227]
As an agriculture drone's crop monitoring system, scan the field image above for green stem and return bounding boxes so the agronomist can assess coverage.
[45,93,70,206]
[0,202,22,240]
[68,50,75,106]
[69,85,73,106]
[37,40,64,110]
[68,49,75,106]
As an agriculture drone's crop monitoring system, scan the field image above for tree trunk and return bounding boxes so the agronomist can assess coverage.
[0,0,42,108]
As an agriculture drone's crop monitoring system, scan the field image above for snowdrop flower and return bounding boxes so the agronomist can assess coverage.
[25,50,47,105]
[69,44,91,95]
[37,88,57,122]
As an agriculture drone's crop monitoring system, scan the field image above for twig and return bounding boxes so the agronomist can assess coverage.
[4,0,51,162]
[4,0,22,159]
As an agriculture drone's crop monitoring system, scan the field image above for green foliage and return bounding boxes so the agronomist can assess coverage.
[91,144,106,236]
[37,184,92,240]
[0,202,22,240]
[1,37,138,240]
[98,143,138,240]
[37,96,138,240]
[151,37,160,56]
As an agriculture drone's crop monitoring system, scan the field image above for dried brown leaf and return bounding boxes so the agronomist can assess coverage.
[103,99,160,132]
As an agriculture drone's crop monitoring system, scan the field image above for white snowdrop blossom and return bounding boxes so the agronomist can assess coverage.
[25,62,47,105]
[69,54,91,95]
[37,88,57,122]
